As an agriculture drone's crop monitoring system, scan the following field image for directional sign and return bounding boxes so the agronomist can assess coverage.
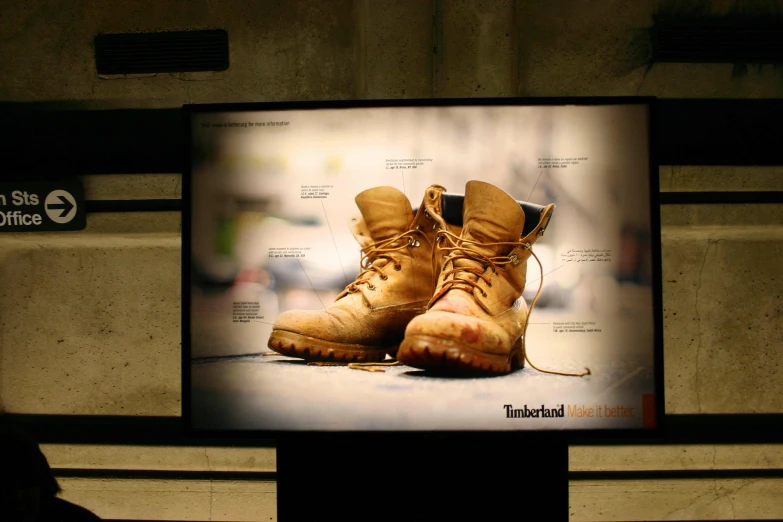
[0,181,86,232]
[45,190,78,223]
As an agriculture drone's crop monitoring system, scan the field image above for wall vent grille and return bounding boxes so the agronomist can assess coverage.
[95,29,229,74]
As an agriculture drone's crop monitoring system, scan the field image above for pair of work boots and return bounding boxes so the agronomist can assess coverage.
[267,180,554,375]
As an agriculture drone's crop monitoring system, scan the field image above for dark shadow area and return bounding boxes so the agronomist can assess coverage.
[1,100,783,183]
[266,359,309,366]
[400,369,513,380]
[191,353,265,364]
[3,413,783,445]
[0,422,102,521]
[277,435,569,520]
[0,103,182,179]
[655,99,783,165]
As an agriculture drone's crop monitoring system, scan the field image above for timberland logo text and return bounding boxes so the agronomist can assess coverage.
[504,404,565,418]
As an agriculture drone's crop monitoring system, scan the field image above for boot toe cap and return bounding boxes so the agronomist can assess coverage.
[272,309,341,340]
[404,311,509,355]
[271,308,382,345]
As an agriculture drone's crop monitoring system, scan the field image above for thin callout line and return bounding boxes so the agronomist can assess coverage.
[321,200,351,288]
[527,169,545,202]
[487,263,567,308]
[297,258,327,310]
[524,263,567,289]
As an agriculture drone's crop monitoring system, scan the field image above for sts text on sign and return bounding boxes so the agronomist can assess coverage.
[0,181,86,232]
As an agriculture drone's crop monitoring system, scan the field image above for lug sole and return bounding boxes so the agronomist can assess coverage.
[397,335,525,375]
[268,329,398,363]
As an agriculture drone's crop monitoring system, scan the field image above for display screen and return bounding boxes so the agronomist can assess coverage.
[184,98,662,434]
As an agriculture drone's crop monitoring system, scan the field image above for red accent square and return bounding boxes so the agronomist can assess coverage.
[642,394,656,429]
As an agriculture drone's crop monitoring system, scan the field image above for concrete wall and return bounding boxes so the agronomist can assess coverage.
[1,0,782,520]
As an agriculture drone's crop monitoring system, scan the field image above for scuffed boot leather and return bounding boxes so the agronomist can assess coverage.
[268,185,461,362]
[397,180,554,375]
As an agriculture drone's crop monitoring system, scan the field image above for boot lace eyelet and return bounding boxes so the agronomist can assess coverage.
[487,282,492,288]
[394,264,402,271]
[424,211,432,220]
[481,290,487,297]
[380,274,388,280]
[367,283,376,290]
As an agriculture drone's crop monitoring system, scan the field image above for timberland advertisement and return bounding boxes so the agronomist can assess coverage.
[188,103,658,432]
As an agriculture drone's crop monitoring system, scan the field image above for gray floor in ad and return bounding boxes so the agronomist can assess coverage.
[190,307,655,432]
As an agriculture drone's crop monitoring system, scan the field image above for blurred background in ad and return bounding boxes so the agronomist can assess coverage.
[189,105,652,361]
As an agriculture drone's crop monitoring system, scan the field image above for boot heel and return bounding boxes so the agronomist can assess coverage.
[510,337,525,370]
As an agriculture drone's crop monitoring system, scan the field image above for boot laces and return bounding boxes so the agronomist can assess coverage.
[435,229,591,378]
[435,230,524,296]
[344,229,422,293]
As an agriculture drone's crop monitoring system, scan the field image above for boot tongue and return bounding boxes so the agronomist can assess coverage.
[449,181,525,283]
[354,186,414,242]
[461,180,525,254]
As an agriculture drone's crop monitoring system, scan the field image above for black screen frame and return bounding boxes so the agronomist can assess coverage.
[181,96,664,445]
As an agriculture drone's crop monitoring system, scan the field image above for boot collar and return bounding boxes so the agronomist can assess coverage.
[440,192,554,239]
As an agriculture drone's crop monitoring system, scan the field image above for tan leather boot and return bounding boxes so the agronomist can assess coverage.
[397,180,555,375]
[268,184,461,362]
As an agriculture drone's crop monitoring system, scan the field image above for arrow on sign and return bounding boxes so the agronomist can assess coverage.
[46,195,75,218]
